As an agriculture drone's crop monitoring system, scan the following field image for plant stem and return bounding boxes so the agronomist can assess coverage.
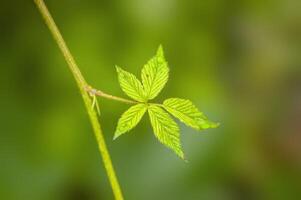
[85,85,137,104]
[33,0,124,199]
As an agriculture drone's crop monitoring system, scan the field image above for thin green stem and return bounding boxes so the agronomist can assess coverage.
[33,0,124,199]
[85,85,137,104]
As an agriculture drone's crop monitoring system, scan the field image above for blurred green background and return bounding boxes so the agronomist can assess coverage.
[1,0,301,199]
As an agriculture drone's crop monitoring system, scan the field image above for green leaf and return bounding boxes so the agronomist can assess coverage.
[141,45,169,100]
[114,104,147,139]
[163,98,219,130]
[116,66,146,102]
[148,104,184,159]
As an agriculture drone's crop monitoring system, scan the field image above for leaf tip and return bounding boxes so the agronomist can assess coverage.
[157,44,164,57]
[113,128,123,140]
[211,122,220,128]
[178,151,186,160]
[115,65,121,72]
[205,121,220,129]
[113,132,120,140]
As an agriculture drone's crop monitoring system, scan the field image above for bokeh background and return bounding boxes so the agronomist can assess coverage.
[1,0,301,199]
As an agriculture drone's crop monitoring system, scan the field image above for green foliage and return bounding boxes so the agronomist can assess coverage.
[148,105,184,159]
[114,45,218,159]
[116,66,146,102]
[141,45,169,100]
[163,98,219,130]
[114,104,147,139]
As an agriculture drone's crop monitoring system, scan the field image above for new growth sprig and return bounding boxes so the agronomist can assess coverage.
[87,46,219,159]
[34,0,218,198]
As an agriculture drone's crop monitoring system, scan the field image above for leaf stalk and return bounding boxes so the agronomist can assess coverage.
[85,85,137,104]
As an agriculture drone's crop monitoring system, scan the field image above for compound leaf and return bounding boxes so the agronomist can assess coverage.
[114,103,148,139]
[141,45,169,100]
[116,66,146,102]
[163,98,219,130]
[148,104,184,159]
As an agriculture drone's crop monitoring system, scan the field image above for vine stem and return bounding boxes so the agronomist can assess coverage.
[33,0,124,199]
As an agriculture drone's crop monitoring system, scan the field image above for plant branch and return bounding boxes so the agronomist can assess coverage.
[33,0,124,199]
[85,85,137,104]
